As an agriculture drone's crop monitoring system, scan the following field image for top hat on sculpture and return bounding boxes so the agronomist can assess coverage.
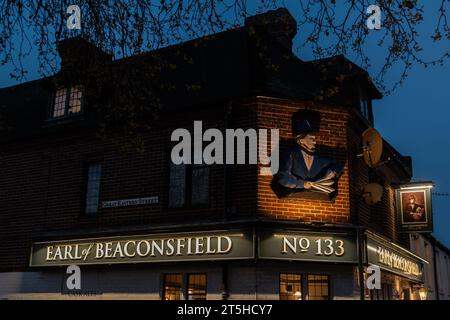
[292,119,318,138]
[272,115,344,201]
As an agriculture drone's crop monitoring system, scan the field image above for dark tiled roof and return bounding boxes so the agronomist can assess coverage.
[0,8,382,142]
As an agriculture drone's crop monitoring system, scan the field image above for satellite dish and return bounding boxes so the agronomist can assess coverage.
[362,183,384,205]
[361,128,383,167]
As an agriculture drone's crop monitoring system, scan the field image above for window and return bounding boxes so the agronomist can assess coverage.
[53,88,67,117]
[187,274,207,300]
[68,86,82,114]
[279,273,302,300]
[162,273,207,300]
[168,162,209,208]
[168,163,186,207]
[357,84,372,123]
[191,165,210,205]
[402,288,411,300]
[359,94,370,120]
[383,283,393,300]
[307,274,330,300]
[370,283,392,300]
[85,163,102,214]
[163,274,183,300]
[51,86,83,118]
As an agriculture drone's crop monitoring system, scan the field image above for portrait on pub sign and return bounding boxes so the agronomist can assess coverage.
[396,186,433,233]
[400,191,427,224]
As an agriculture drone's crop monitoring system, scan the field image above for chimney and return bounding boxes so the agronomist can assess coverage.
[57,36,112,74]
[245,8,297,49]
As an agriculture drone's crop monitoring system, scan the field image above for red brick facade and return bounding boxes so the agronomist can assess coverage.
[0,94,411,270]
[0,9,413,272]
[256,97,351,224]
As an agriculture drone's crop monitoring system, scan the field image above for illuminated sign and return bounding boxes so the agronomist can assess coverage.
[30,230,254,267]
[395,182,433,233]
[396,182,433,232]
[366,233,424,282]
[258,230,358,263]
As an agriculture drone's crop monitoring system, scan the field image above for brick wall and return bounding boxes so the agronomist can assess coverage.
[0,100,260,270]
[256,96,351,223]
[0,95,407,270]
[255,96,405,246]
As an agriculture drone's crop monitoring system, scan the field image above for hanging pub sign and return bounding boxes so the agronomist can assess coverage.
[395,182,433,233]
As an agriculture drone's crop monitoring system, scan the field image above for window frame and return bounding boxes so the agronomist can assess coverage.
[50,85,84,119]
[306,274,331,300]
[356,83,374,125]
[167,161,211,209]
[186,273,207,300]
[279,273,302,300]
[162,273,183,301]
[82,161,102,216]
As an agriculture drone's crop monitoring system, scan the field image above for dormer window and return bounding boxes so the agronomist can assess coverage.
[51,86,83,118]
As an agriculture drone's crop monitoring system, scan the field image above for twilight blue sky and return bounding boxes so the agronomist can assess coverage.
[1,2,449,247]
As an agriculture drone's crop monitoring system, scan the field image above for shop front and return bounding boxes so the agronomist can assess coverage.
[19,226,425,300]
[365,232,426,300]
[24,226,356,299]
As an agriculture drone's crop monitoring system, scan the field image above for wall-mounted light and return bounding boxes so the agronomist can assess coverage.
[399,184,433,190]
[419,287,428,300]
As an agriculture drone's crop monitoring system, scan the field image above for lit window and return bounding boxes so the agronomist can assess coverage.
[307,274,330,300]
[53,88,67,118]
[51,86,83,118]
[187,274,207,300]
[85,163,102,214]
[163,274,183,300]
[68,86,82,114]
[280,273,302,300]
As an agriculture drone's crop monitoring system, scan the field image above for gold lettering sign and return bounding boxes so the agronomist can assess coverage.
[366,233,424,282]
[30,230,254,266]
[376,246,420,277]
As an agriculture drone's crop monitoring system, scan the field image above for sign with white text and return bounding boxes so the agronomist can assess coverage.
[101,196,159,209]
[258,230,358,263]
[30,230,254,267]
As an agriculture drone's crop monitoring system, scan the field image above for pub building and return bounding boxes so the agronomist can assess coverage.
[0,8,432,300]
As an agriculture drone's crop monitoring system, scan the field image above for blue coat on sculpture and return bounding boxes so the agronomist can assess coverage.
[272,119,343,199]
